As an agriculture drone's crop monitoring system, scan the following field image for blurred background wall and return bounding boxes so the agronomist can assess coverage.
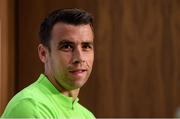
[1,0,180,117]
[0,0,15,116]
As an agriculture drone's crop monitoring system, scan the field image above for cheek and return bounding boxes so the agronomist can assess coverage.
[86,54,94,67]
[55,53,72,66]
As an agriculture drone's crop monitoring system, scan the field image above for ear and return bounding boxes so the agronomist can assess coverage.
[38,44,49,63]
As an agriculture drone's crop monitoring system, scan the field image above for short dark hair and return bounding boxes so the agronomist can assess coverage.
[39,8,94,50]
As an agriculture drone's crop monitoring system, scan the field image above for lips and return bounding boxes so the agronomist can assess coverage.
[69,69,87,73]
[69,69,87,78]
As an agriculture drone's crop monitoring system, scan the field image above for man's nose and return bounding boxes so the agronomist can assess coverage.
[72,47,85,64]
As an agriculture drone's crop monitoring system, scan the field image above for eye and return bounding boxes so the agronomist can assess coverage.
[59,43,73,52]
[82,43,93,51]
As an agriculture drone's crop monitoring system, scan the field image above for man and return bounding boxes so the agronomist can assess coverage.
[1,8,95,118]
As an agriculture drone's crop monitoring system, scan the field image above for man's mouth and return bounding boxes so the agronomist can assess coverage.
[69,69,87,78]
[69,69,87,73]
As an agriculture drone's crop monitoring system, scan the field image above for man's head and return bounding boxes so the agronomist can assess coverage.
[38,8,94,91]
[39,8,94,51]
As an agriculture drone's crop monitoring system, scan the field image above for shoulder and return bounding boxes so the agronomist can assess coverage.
[1,83,56,118]
[2,97,39,117]
[2,96,56,118]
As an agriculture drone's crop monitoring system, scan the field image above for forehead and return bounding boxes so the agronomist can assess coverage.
[51,22,94,42]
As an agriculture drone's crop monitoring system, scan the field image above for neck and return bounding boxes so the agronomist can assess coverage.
[44,72,80,100]
[61,88,80,100]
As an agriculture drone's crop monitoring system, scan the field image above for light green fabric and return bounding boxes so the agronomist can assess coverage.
[1,74,95,118]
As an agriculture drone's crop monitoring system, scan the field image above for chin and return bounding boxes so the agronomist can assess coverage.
[65,75,89,90]
[74,81,86,88]
[70,79,87,89]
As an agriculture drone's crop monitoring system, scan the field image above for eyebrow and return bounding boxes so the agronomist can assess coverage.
[81,41,94,46]
[58,40,74,47]
[58,39,93,46]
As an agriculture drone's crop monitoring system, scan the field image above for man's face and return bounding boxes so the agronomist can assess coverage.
[46,23,94,90]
